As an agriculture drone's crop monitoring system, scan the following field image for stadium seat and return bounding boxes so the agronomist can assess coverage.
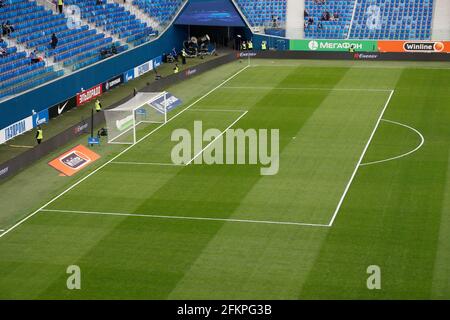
[132,0,183,26]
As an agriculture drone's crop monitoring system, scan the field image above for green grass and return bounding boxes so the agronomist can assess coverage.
[0,59,449,299]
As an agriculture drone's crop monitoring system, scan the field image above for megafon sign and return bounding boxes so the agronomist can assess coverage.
[76,84,102,106]
[290,40,378,52]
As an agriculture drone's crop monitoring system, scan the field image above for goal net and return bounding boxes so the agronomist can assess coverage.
[104,92,169,144]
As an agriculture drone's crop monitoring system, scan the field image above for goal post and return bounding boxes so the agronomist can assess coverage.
[104,92,168,145]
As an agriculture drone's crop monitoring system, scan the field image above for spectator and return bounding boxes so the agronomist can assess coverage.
[29,50,40,64]
[0,46,7,58]
[333,12,340,20]
[96,0,103,5]
[50,33,58,49]
[2,21,14,36]
[304,9,309,18]
[318,21,323,29]
[0,0,4,8]
[111,43,117,54]
[308,17,314,25]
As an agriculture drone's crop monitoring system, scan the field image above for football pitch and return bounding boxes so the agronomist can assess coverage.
[0,59,449,299]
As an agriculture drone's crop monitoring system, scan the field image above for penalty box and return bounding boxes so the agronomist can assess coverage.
[43,88,393,228]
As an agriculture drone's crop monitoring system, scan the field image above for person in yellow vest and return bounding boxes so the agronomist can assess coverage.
[248,40,253,50]
[241,41,247,51]
[173,64,179,74]
[349,44,355,53]
[95,99,102,112]
[36,126,43,144]
[261,41,267,50]
[181,48,187,65]
[57,0,63,14]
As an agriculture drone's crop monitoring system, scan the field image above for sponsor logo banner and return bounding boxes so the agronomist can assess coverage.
[73,121,89,135]
[0,116,33,144]
[32,109,49,127]
[77,84,102,106]
[48,144,100,176]
[49,97,77,119]
[103,75,123,92]
[378,40,450,53]
[149,93,182,114]
[185,68,197,77]
[134,60,153,78]
[153,55,162,68]
[116,114,134,131]
[123,69,134,83]
[237,52,258,58]
[290,39,378,52]
[354,53,380,60]
[0,166,9,178]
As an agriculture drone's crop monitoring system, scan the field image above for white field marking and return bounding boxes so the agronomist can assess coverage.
[187,108,248,113]
[0,230,4,232]
[40,209,331,228]
[111,161,186,166]
[8,145,34,148]
[185,110,249,166]
[250,64,450,70]
[328,90,395,227]
[221,86,392,93]
[0,65,251,240]
[360,119,425,166]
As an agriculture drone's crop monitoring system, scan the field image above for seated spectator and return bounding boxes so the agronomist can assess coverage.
[333,12,340,20]
[50,33,58,49]
[96,0,103,5]
[29,50,40,64]
[308,17,314,25]
[2,21,14,36]
[0,46,7,58]
[321,11,331,21]
[111,43,117,55]
[304,9,309,18]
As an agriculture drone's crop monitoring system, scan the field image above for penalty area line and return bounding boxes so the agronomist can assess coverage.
[40,209,331,228]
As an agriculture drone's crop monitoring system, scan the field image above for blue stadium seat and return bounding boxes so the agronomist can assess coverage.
[349,0,433,40]
[235,0,287,27]
[132,0,183,25]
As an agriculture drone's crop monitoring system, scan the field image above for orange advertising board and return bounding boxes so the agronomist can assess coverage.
[48,144,100,176]
[378,40,450,53]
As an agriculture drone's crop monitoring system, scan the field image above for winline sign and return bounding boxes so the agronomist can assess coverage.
[290,39,378,52]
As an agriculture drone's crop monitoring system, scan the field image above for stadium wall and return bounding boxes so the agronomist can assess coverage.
[0,25,188,129]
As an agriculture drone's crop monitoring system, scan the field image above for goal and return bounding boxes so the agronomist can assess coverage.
[104,92,169,144]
